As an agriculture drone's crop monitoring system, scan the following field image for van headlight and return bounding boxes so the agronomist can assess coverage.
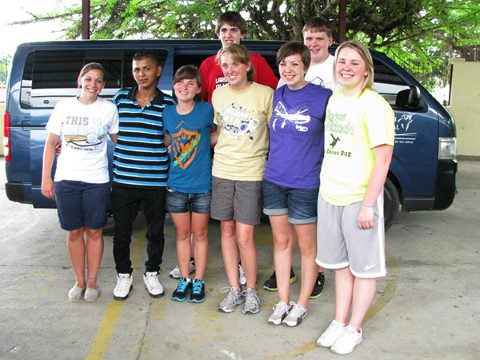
[438,137,457,160]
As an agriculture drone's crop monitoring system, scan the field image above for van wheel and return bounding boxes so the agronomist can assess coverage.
[384,178,400,231]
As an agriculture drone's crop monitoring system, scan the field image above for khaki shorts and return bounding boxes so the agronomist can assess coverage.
[316,195,387,278]
[211,176,263,225]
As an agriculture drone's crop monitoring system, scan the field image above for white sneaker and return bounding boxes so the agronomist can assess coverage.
[317,320,345,347]
[238,264,246,286]
[113,273,133,300]
[169,260,195,279]
[331,325,363,355]
[143,271,164,298]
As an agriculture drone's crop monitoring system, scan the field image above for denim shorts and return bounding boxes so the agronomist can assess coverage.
[263,179,319,224]
[166,187,211,214]
[55,180,110,230]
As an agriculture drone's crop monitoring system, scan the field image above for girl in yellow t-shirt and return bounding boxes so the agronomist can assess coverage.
[316,40,395,355]
[210,44,273,315]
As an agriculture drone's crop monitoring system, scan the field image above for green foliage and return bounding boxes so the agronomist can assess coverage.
[18,0,480,90]
[0,54,12,85]
[362,0,480,89]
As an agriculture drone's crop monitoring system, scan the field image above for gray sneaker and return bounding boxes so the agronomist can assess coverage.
[242,288,261,314]
[218,287,244,313]
[268,301,292,325]
[282,302,307,327]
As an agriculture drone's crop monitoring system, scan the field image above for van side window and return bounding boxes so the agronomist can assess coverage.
[20,49,168,109]
[373,58,427,112]
[373,59,409,107]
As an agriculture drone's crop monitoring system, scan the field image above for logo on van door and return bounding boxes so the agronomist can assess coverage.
[395,112,417,145]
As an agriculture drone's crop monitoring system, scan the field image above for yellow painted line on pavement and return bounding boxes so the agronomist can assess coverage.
[365,250,399,322]
[85,224,399,359]
[86,231,146,360]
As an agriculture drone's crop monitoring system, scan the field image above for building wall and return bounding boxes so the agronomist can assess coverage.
[447,59,480,158]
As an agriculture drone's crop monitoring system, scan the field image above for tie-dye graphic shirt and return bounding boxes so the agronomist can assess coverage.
[163,102,215,193]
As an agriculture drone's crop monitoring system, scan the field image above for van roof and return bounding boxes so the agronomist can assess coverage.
[15,39,286,52]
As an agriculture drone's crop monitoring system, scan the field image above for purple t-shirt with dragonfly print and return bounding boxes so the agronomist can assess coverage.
[264,82,332,189]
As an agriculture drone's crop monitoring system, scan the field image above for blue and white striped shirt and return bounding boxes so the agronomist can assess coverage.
[112,87,175,188]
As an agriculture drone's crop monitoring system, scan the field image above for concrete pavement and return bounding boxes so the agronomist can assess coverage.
[1,159,479,359]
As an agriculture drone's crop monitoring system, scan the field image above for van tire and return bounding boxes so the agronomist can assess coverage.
[384,178,400,231]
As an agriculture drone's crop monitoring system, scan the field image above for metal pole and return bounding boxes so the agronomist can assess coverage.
[339,0,347,43]
[82,0,90,39]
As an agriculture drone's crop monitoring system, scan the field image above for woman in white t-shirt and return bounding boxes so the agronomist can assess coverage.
[41,62,119,303]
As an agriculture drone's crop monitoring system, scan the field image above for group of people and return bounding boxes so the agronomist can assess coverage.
[41,11,394,356]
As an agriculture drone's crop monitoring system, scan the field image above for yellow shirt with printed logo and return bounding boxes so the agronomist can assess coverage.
[212,82,273,181]
[320,88,395,205]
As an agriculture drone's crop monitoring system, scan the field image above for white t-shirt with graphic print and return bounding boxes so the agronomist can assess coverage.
[46,96,119,183]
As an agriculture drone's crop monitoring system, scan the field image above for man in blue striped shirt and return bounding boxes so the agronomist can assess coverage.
[111,50,175,300]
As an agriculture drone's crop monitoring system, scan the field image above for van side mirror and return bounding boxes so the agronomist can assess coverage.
[407,85,421,108]
[395,85,421,110]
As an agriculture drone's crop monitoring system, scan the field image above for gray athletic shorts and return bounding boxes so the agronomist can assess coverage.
[316,194,387,278]
[210,176,263,225]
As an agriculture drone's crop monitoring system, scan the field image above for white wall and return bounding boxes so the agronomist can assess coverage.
[447,59,480,158]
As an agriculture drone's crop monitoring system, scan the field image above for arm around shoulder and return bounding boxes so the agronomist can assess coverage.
[210,125,220,147]
[109,134,118,144]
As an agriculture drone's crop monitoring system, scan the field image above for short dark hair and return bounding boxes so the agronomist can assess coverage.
[276,42,311,70]
[216,11,247,35]
[303,17,333,37]
[133,49,160,67]
[173,65,203,101]
[173,65,202,88]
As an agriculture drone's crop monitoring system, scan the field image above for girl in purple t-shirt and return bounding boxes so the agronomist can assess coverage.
[263,42,331,327]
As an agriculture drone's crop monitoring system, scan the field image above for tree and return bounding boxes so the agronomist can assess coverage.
[0,54,12,85]
[14,0,480,89]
